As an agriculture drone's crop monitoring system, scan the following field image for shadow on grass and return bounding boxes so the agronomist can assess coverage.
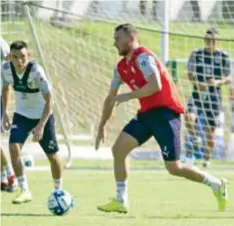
[1,213,53,217]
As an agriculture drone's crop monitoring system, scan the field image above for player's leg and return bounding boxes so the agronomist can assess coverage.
[39,114,62,191]
[204,125,215,167]
[1,148,17,192]
[0,98,15,191]
[97,114,152,213]
[112,132,138,202]
[184,98,202,146]
[229,88,234,151]
[1,148,9,190]
[46,152,62,191]
[185,98,198,137]
[203,110,218,167]
[10,113,33,204]
[184,99,203,165]
[185,112,197,138]
[1,147,8,167]
[152,109,227,211]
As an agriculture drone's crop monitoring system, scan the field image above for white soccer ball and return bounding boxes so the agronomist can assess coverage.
[47,190,74,216]
[22,154,34,168]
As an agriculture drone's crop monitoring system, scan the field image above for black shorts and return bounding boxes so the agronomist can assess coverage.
[9,113,59,154]
[123,107,181,161]
[187,97,220,127]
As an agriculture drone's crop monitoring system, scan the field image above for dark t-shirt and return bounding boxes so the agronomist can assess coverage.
[187,48,230,111]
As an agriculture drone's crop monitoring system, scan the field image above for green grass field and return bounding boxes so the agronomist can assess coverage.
[1,7,234,226]
[1,160,234,226]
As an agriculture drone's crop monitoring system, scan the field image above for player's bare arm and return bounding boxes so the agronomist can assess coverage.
[95,88,119,150]
[115,74,162,105]
[187,51,207,92]
[32,92,53,142]
[187,71,207,91]
[95,66,122,150]
[207,76,231,86]
[98,88,118,129]
[2,84,11,130]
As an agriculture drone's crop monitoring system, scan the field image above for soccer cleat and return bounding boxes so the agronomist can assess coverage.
[97,198,128,214]
[213,178,228,211]
[1,182,9,191]
[12,189,32,204]
[7,175,18,192]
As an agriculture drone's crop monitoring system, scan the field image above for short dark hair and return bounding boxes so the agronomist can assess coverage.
[10,41,28,51]
[115,23,137,35]
[205,28,219,38]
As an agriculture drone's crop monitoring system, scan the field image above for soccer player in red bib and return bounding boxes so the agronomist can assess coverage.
[95,24,228,213]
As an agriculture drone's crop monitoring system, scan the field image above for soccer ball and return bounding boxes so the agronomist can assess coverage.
[22,154,34,168]
[47,190,74,216]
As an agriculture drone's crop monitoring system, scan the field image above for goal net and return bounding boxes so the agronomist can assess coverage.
[1,0,234,167]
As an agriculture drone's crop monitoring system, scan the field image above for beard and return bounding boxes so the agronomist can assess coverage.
[118,45,131,56]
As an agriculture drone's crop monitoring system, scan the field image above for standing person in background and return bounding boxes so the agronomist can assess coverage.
[229,59,234,149]
[184,28,231,167]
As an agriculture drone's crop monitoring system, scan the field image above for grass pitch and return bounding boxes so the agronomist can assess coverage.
[1,160,234,226]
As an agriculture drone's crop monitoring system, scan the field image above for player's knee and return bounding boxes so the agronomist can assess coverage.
[206,138,214,148]
[46,152,61,164]
[185,113,196,127]
[230,89,234,100]
[205,127,215,147]
[112,143,126,160]
[185,113,196,121]
[166,162,183,176]
[112,133,136,160]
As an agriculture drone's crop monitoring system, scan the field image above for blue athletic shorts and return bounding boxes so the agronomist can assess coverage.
[9,113,59,154]
[123,107,181,161]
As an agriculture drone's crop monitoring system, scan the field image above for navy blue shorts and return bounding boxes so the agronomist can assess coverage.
[9,113,59,154]
[187,97,219,128]
[123,107,181,161]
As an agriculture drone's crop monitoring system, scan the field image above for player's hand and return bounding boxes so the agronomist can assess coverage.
[207,79,222,87]
[196,82,207,91]
[3,113,11,131]
[95,127,105,151]
[32,124,44,142]
[115,93,131,106]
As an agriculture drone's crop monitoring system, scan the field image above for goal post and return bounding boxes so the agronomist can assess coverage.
[1,0,74,168]
[23,3,73,168]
